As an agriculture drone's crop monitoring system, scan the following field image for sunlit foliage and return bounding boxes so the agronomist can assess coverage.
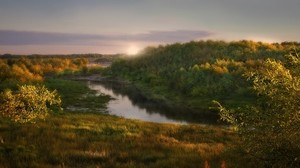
[216,51,300,167]
[0,85,61,123]
[0,57,88,83]
[108,40,299,108]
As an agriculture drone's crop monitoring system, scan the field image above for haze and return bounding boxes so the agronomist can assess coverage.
[0,0,299,54]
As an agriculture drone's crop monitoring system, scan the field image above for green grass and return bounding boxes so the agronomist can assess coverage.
[0,112,244,168]
[45,78,111,112]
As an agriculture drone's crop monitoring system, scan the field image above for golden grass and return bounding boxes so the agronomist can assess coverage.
[0,112,247,168]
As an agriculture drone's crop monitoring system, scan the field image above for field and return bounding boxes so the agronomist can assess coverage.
[0,112,240,168]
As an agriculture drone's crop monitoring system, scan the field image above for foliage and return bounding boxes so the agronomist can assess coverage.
[216,52,300,167]
[0,57,88,83]
[108,40,298,109]
[0,85,61,123]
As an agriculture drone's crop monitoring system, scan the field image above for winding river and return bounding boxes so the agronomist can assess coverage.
[88,81,220,125]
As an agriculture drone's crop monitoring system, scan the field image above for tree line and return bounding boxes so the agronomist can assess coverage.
[0,57,87,83]
[107,40,299,108]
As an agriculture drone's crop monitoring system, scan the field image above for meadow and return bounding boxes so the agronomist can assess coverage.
[0,112,240,168]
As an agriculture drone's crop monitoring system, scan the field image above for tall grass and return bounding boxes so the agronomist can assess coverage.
[0,112,240,168]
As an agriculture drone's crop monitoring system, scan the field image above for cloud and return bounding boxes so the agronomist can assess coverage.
[118,30,213,43]
[0,30,109,45]
[0,30,213,45]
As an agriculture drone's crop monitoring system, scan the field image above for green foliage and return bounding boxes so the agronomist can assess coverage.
[216,52,300,167]
[45,79,111,111]
[108,40,296,109]
[0,85,61,123]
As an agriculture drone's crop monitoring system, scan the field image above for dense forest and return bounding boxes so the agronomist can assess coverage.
[107,40,300,109]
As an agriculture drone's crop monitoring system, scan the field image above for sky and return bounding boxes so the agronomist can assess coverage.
[0,0,299,54]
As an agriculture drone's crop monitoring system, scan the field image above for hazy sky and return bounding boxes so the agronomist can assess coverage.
[0,0,299,54]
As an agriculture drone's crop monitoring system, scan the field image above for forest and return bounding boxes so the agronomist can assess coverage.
[107,40,299,109]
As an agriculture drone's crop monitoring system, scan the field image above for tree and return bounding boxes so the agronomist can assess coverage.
[215,51,300,167]
[0,85,61,123]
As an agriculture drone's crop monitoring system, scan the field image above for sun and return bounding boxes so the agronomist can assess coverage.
[126,45,140,55]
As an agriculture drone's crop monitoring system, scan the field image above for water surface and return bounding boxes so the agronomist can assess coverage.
[88,81,219,125]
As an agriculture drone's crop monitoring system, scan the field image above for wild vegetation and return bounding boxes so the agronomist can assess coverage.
[0,77,240,168]
[105,40,300,167]
[107,40,299,109]
[0,53,121,85]
[0,111,240,168]
[0,40,299,167]
[0,85,61,123]
[0,57,87,84]
[216,51,300,167]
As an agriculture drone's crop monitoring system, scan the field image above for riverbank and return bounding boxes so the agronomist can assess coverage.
[44,78,112,112]
[66,74,221,114]
[0,111,249,168]
[65,74,130,84]
[59,74,222,125]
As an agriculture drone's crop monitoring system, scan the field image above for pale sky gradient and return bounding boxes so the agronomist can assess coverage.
[0,0,299,54]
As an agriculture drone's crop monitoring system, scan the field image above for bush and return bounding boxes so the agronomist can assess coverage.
[0,85,61,123]
[215,52,300,167]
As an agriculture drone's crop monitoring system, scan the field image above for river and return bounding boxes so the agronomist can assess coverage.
[87,81,220,125]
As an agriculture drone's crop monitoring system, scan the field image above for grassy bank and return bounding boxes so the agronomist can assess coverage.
[0,112,247,168]
[126,81,255,112]
[45,78,111,112]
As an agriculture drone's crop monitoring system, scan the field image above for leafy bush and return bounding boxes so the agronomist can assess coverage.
[216,51,300,167]
[0,85,61,123]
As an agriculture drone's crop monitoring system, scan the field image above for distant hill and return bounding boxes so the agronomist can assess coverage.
[107,40,300,110]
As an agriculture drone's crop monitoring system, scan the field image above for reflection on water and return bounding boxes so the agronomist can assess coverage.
[88,81,219,125]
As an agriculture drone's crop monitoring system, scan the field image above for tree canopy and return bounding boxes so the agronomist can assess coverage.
[107,40,299,109]
[216,51,300,167]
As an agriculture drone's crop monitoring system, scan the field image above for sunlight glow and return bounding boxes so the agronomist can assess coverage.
[247,36,278,43]
[126,45,140,55]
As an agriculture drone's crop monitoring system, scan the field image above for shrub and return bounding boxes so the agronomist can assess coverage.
[215,52,300,167]
[0,85,61,123]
